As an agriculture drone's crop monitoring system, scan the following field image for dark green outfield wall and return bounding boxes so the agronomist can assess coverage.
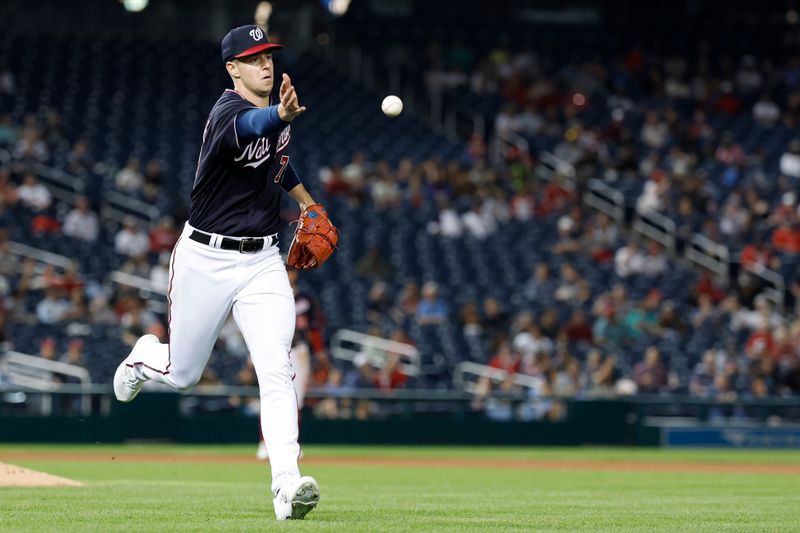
[0,395,662,446]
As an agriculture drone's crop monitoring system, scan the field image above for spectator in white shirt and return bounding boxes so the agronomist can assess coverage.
[62,195,99,242]
[494,103,522,139]
[779,139,800,178]
[428,197,463,238]
[17,173,52,212]
[462,202,496,239]
[36,288,70,324]
[636,169,670,214]
[13,129,48,162]
[342,152,367,189]
[370,173,400,208]
[114,216,150,257]
[641,242,668,277]
[640,111,669,149]
[752,94,781,127]
[149,252,171,293]
[115,157,144,193]
[615,241,647,278]
[513,324,554,359]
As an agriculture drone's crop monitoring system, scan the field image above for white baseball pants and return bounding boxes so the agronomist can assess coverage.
[128,223,301,495]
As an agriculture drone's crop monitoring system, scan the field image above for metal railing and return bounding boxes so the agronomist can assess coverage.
[108,271,168,314]
[109,271,168,297]
[685,234,730,279]
[453,361,544,394]
[491,131,531,166]
[552,147,793,316]
[532,150,578,195]
[8,241,74,270]
[329,329,420,377]
[0,351,92,416]
[11,159,158,228]
[632,209,677,254]
[750,267,786,311]
[101,190,161,227]
[578,167,790,312]
[8,161,84,204]
[584,179,625,224]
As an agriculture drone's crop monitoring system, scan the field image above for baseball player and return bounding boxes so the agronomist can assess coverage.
[113,25,336,520]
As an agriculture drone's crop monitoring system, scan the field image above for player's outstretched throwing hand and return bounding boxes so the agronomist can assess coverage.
[277,73,306,122]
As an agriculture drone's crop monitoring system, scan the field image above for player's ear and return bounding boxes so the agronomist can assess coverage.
[226,61,240,79]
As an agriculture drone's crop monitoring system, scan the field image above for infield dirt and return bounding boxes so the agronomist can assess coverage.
[0,462,83,487]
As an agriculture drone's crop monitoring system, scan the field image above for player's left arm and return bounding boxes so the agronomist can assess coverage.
[286,182,316,210]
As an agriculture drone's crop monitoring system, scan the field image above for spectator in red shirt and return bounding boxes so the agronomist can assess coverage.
[54,265,84,293]
[715,84,742,115]
[0,168,17,206]
[374,353,408,390]
[633,346,668,393]
[772,220,800,253]
[537,175,574,216]
[740,240,773,272]
[746,319,775,359]
[691,270,726,304]
[149,216,180,254]
[715,131,746,166]
[322,165,350,197]
[488,342,520,374]
[471,341,520,411]
[769,324,796,363]
[563,309,593,344]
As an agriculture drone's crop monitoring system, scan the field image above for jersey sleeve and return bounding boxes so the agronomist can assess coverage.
[279,161,302,192]
[212,97,256,151]
[236,106,288,144]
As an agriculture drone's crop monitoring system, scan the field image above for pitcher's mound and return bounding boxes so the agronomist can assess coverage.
[0,462,83,487]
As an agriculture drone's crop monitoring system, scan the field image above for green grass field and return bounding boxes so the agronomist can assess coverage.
[1,444,799,532]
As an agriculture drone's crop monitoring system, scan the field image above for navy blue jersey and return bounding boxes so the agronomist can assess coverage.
[189,89,293,236]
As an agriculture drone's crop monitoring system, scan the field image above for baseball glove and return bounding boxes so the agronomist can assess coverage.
[287,203,339,270]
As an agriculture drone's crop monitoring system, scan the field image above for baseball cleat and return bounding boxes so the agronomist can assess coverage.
[113,334,159,402]
[273,476,320,520]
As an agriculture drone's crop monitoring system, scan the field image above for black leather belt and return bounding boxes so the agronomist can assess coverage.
[189,230,277,254]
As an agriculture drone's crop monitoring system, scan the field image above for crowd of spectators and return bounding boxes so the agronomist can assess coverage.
[317,140,800,418]
[392,38,800,414]
[0,94,178,384]
[423,39,800,266]
[3,33,800,425]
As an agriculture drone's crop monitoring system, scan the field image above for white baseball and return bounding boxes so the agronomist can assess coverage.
[381,95,403,117]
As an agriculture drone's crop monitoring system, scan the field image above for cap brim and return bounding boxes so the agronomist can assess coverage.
[233,43,284,60]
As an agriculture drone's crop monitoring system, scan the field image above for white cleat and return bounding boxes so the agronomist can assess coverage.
[273,476,320,520]
[113,334,159,402]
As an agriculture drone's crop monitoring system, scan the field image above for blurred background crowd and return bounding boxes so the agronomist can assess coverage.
[1,0,800,421]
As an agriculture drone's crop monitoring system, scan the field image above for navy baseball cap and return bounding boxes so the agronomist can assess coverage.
[221,25,283,62]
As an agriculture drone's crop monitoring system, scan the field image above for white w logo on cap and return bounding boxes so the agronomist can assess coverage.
[249,28,264,41]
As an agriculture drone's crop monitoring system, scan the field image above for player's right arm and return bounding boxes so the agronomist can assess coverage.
[236,74,306,142]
